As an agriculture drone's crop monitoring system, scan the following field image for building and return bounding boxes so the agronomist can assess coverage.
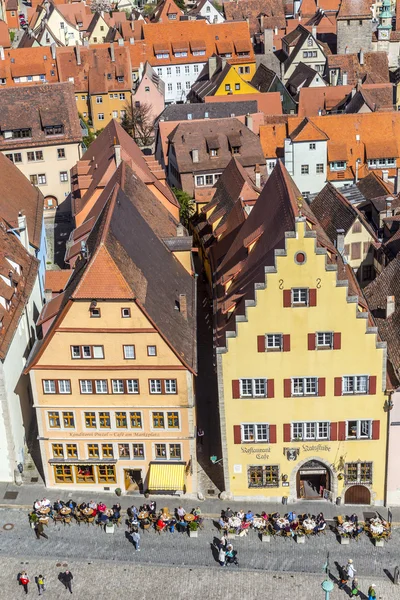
[327,51,390,87]
[212,160,388,504]
[0,46,59,87]
[280,24,327,82]
[25,161,197,494]
[166,118,265,197]
[0,83,82,209]
[25,0,84,47]
[286,62,326,101]
[222,0,286,43]
[188,0,225,24]
[132,62,165,123]
[336,0,373,55]
[0,152,44,482]
[189,56,259,102]
[297,83,394,117]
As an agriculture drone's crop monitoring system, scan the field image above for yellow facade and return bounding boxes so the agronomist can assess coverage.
[75,91,132,132]
[219,220,388,504]
[29,300,196,494]
[214,66,258,96]
[231,62,257,82]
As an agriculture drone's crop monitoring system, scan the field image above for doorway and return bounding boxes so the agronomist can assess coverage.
[124,469,143,493]
[296,460,330,499]
[344,485,371,505]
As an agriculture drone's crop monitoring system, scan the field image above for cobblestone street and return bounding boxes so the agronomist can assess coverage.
[0,508,399,598]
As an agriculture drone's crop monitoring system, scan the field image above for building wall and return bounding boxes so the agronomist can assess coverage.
[134,74,165,121]
[89,91,132,131]
[337,19,373,55]
[155,62,205,104]
[30,300,196,493]
[285,139,327,195]
[343,219,376,281]
[87,15,109,44]
[283,37,326,82]
[386,389,400,505]
[219,220,387,503]
[230,62,256,82]
[215,70,258,96]
[197,1,225,24]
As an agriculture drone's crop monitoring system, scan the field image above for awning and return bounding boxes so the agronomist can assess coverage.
[148,462,186,492]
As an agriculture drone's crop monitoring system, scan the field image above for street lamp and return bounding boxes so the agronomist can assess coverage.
[321,553,334,600]
[210,456,223,464]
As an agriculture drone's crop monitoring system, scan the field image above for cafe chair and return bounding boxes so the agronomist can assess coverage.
[86,516,95,526]
[63,516,72,526]
[53,514,64,525]
[141,521,151,533]
[337,515,344,525]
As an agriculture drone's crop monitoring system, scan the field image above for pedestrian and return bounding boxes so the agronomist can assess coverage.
[218,546,226,567]
[351,578,359,597]
[197,428,204,445]
[368,584,377,600]
[338,559,355,589]
[347,559,356,579]
[36,574,46,596]
[132,530,141,551]
[61,571,73,594]
[34,521,48,540]
[19,572,30,595]
[219,532,227,549]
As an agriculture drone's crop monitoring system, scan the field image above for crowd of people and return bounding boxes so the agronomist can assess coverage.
[218,508,327,538]
[126,501,204,535]
[336,513,391,541]
[18,570,73,595]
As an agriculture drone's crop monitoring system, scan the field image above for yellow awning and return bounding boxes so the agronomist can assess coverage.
[148,463,186,492]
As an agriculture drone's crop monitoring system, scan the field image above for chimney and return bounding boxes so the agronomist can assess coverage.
[312,26,317,39]
[260,13,264,29]
[395,167,400,195]
[192,149,199,163]
[114,136,121,166]
[387,295,395,318]
[110,42,115,62]
[177,223,185,236]
[342,71,348,85]
[351,86,356,98]
[318,108,323,116]
[263,28,273,54]
[386,196,393,217]
[382,170,389,183]
[75,41,81,66]
[255,164,261,188]
[179,293,187,319]
[345,46,349,54]
[274,26,278,35]
[245,113,253,131]
[208,56,217,79]
[129,37,135,44]
[0,46,4,60]
[336,228,345,255]
[17,212,29,251]
[50,42,56,60]
[359,49,364,65]
[44,288,53,303]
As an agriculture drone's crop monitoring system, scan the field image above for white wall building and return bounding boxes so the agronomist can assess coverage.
[155,61,206,103]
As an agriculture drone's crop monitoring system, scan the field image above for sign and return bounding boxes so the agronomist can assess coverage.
[241,447,270,460]
[284,448,300,461]
[302,443,331,452]
[233,464,242,474]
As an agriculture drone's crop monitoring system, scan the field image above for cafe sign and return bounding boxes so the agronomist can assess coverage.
[241,447,270,460]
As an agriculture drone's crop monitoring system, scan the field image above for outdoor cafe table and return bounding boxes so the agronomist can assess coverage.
[341,521,355,533]
[138,511,149,520]
[105,509,114,517]
[370,523,384,535]
[59,507,72,515]
[82,508,94,517]
[252,517,264,529]
[229,517,242,528]
[184,514,195,522]
[39,507,51,515]
[303,519,316,531]
[39,516,49,523]
[276,517,289,529]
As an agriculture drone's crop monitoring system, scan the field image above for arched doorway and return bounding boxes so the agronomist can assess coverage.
[44,196,58,210]
[344,485,371,505]
[296,460,330,499]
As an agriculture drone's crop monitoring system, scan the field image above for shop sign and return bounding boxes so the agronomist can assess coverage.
[241,447,270,460]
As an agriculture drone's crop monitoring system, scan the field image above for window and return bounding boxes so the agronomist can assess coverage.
[266,334,282,350]
[127,379,139,394]
[123,345,135,359]
[54,465,73,483]
[121,307,131,318]
[241,423,269,443]
[52,443,64,458]
[307,37,313,46]
[152,412,165,428]
[316,332,333,348]
[368,158,395,169]
[117,76,124,83]
[316,164,324,174]
[309,143,316,150]
[43,379,56,394]
[225,84,231,92]
[96,96,103,104]
[97,465,116,483]
[116,412,127,428]
[169,444,181,459]
[185,81,191,90]
[166,67,172,76]
[102,444,114,458]
[147,345,157,356]
[76,465,95,483]
[292,377,318,396]
[342,375,369,394]
[291,421,329,441]
[352,221,362,234]
[345,462,372,484]
[66,444,77,458]
[167,412,179,428]
[235,83,240,91]
[301,165,309,175]
[63,412,75,428]
[9,128,31,139]
[346,420,371,439]
[99,412,111,428]
[330,161,346,171]
[292,288,308,305]
[38,174,47,185]
[210,149,218,157]
[149,379,162,394]
[133,443,145,458]
[84,412,96,428]
[58,380,71,394]
[248,465,279,488]
[194,65,199,73]
[89,306,101,318]
[30,175,38,185]
[165,379,177,394]
[112,110,118,118]
[167,83,173,93]
[130,411,142,428]
[145,86,150,92]
[80,380,93,394]
[119,93,125,100]
[57,148,65,159]
[196,175,204,186]
[205,175,213,185]
[48,412,60,428]
[119,443,130,458]
[232,146,240,155]
[176,66,181,75]
[239,378,266,398]
[88,444,99,458]
[177,82,182,91]
[71,345,104,359]
[112,379,124,394]
[185,66,190,74]
[98,113,105,121]
[155,443,167,459]
[60,171,68,182]
[351,242,361,260]
[27,151,43,162]
[44,125,63,136]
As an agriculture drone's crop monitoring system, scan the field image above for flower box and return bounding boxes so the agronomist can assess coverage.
[189,529,198,538]
[339,536,350,545]
[227,533,236,539]
[374,538,384,547]
[261,534,271,543]
[296,535,305,544]
[105,523,115,534]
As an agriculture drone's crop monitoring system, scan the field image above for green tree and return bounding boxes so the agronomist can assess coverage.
[173,187,195,228]
[175,0,185,9]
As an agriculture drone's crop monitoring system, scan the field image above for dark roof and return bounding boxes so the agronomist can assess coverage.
[156,100,258,124]
[286,62,321,96]
[345,85,394,114]
[190,59,232,100]
[357,172,395,200]
[250,63,277,93]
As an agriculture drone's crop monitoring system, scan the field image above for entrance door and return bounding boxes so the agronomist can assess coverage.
[124,469,143,492]
[344,485,371,505]
[296,460,330,499]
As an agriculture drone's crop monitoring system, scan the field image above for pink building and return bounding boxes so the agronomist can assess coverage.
[133,62,165,124]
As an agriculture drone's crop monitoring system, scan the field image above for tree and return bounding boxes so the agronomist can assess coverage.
[175,0,185,9]
[173,187,195,228]
[121,101,154,147]
[90,0,112,13]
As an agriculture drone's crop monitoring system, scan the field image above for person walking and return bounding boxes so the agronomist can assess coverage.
[131,530,141,551]
[338,559,355,589]
[19,572,30,595]
[218,546,226,567]
[36,574,46,596]
[347,559,356,579]
[368,584,377,600]
[34,522,48,540]
[61,571,73,594]
[351,578,359,597]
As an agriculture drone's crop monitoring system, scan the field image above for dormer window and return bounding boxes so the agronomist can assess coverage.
[237,51,249,57]
[4,128,32,139]
[232,146,240,155]
[330,161,346,171]
[210,149,218,157]
[117,76,124,83]
[156,53,169,59]
[168,12,177,19]
[44,125,64,136]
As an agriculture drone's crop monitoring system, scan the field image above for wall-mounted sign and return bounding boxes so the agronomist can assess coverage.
[282,482,289,487]
[233,464,242,474]
[241,447,270,460]
[302,444,331,452]
[284,448,300,461]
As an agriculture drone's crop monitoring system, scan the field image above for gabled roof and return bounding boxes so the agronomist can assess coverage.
[289,117,329,142]
[345,84,394,114]
[337,0,372,19]
[357,171,395,200]
[190,58,233,100]
[223,0,286,36]
[327,52,389,86]
[149,0,184,22]
[250,63,277,93]
[286,62,324,96]
[156,100,258,124]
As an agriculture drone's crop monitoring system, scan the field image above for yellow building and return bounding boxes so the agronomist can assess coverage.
[26,171,197,494]
[214,63,258,96]
[212,162,388,505]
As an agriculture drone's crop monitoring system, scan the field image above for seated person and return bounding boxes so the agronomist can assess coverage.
[97,502,107,513]
[245,510,254,522]
[54,499,63,512]
[225,507,233,519]
[113,503,121,517]
[131,505,139,517]
[219,517,228,530]
[193,507,202,517]
[88,500,97,510]
[349,513,358,523]
[290,519,299,531]
[157,517,166,530]
[66,499,75,510]
[79,502,87,511]
[236,509,245,520]
[177,519,187,533]
[149,501,156,514]
[284,524,291,533]
[177,506,186,520]
[42,498,51,508]
[168,517,176,533]
[260,512,269,521]
[34,500,42,511]
[288,511,296,523]
[273,520,281,532]
[271,512,280,520]
[316,512,324,523]
[98,512,109,525]
[353,524,363,536]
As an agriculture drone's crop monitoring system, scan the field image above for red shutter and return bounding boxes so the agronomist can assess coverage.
[232,380,240,399]
[257,335,265,352]
[282,334,290,352]
[269,424,277,444]
[283,289,291,307]
[338,421,346,441]
[333,332,341,350]
[318,377,326,397]
[233,425,242,444]
[309,288,317,307]
[308,333,316,351]
[283,423,291,442]
[267,379,275,398]
[372,420,380,440]
[369,376,377,395]
[330,422,338,441]
[334,377,342,396]
[284,379,291,397]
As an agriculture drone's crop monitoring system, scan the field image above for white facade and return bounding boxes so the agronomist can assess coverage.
[155,61,206,103]
[32,5,82,46]
[283,137,327,195]
[194,0,225,24]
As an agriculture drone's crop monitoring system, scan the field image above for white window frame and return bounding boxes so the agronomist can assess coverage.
[58,380,71,394]
[292,377,318,396]
[95,379,108,394]
[43,379,56,394]
[165,379,177,394]
[241,423,269,443]
[291,288,308,306]
[239,378,267,398]
[150,379,162,394]
[80,380,93,394]
[127,379,139,394]
[291,421,330,441]
[112,379,124,394]
[266,333,282,350]
[123,345,135,359]
[92,345,104,358]
[346,419,372,440]
[316,332,333,348]
[342,375,369,395]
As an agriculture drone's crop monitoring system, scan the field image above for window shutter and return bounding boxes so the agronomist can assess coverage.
[257,335,265,352]
[369,375,377,395]
[330,422,338,441]
[269,424,277,444]
[232,380,240,399]
[372,420,380,440]
[338,421,346,441]
[334,377,342,396]
[282,334,290,352]
[333,332,341,350]
[283,423,291,442]
[283,289,291,307]
[309,288,317,306]
[284,379,291,397]
[233,425,241,444]
[267,379,275,398]
[318,377,326,397]
[308,333,316,350]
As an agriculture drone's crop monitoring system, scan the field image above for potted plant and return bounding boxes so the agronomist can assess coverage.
[105,521,115,534]
[188,521,199,538]
[261,527,271,543]
[296,530,305,544]
[373,534,384,547]
[227,527,237,539]
[339,531,350,545]
[29,512,38,529]
[115,488,122,497]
